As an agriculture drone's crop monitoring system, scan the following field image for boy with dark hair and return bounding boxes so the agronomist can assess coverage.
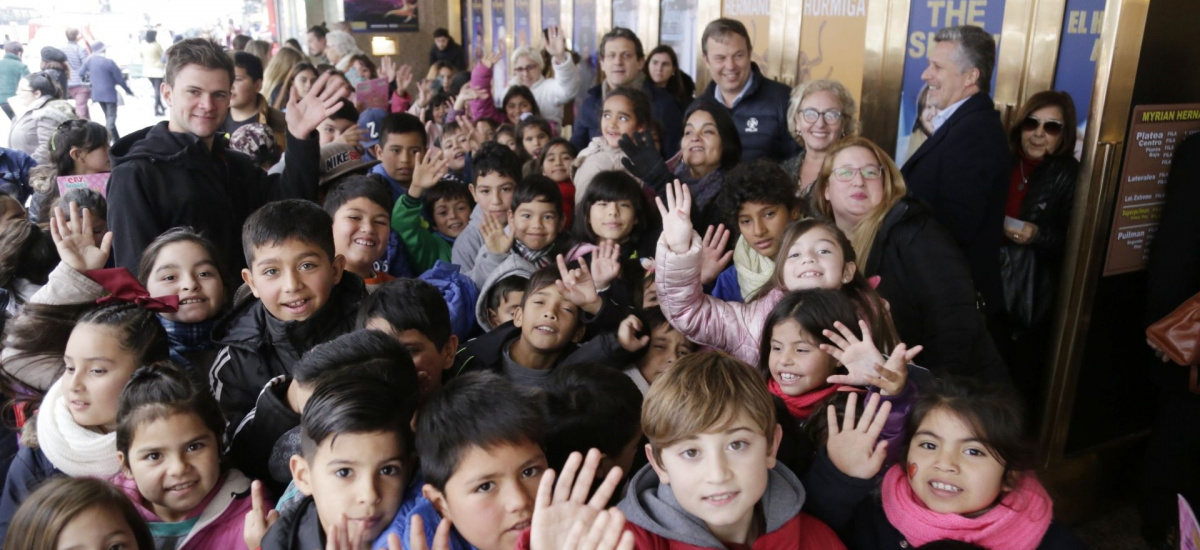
[543,363,644,480]
[376,372,545,550]
[324,175,395,291]
[371,112,428,201]
[107,38,347,273]
[710,159,804,302]
[228,329,418,495]
[476,273,529,332]
[467,174,566,288]
[319,98,361,147]
[260,369,418,548]
[621,307,696,394]
[210,199,365,439]
[450,142,522,275]
[618,352,845,549]
[392,144,471,273]
[439,120,473,183]
[358,278,458,400]
[222,51,288,149]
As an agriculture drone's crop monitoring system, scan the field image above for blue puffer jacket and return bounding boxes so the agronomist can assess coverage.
[697,63,800,162]
[570,78,683,159]
[419,260,480,342]
[0,147,36,203]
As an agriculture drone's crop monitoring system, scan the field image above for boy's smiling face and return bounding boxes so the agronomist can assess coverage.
[647,411,782,546]
[508,199,560,251]
[292,430,408,544]
[332,197,390,278]
[432,197,472,238]
[513,285,584,353]
[242,238,345,322]
[424,440,547,550]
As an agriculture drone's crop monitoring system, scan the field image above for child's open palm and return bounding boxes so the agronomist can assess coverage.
[555,254,603,314]
[49,202,112,272]
[699,224,733,285]
[286,70,350,140]
[410,149,450,199]
[482,216,515,254]
[589,240,622,292]
[655,180,694,254]
[530,449,625,550]
[826,392,892,480]
[821,320,920,395]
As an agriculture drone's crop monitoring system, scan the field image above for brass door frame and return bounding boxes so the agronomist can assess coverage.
[859,0,911,153]
[639,0,660,51]
[692,0,722,91]
[561,0,573,50]
[1038,0,1150,467]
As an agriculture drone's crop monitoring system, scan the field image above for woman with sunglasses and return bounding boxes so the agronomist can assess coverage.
[781,79,858,202]
[810,136,1009,383]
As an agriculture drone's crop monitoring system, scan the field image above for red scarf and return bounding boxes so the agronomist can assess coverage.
[767,380,843,420]
[880,464,1053,550]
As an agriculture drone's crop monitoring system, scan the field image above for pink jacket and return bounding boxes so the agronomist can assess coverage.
[113,469,265,550]
[655,233,784,366]
[469,62,507,125]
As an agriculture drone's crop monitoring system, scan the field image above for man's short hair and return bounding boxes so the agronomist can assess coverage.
[642,352,776,465]
[487,274,528,313]
[166,38,234,87]
[242,199,336,266]
[300,370,416,460]
[599,27,644,60]
[416,372,544,491]
[543,363,643,471]
[934,25,996,93]
[308,24,329,38]
[357,278,454,351]
[3,42,22,56]
[433,28,451,40]
[232,35,252,51]
[378,112,427,146]
[701,18,753,56]
[232,51,264,82]
[293,329,420,391]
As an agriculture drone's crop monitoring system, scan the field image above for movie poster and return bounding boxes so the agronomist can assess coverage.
[1053,0,1104,159]
[613,0,639,33]
[798,0,869,103]
[345,0,419,32]
[894,0,1005,164]
[659,0,697,76]
[514,0,532,47]
[722,0,771,68]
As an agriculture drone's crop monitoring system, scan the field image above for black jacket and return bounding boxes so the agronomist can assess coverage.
[429,42,467,71]
[106,121,320,273]
[227,374,299,497]
[1002,155,1079,327]
[866,197,1008,384]
[0,446,58,543]
[571,79,684,159]
[698,63,801,163]
[260,494,323,550]
[451,322,629,382]
[208,274,365,435]
[901,93,1010,314]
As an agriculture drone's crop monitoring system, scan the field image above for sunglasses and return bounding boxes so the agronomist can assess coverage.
[1021,117,1064,136]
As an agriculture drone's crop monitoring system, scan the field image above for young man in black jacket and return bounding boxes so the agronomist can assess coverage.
[106,38,348,273]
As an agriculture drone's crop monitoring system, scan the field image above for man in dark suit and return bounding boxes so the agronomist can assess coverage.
[570,27,683,159]
[901,25,1009,315]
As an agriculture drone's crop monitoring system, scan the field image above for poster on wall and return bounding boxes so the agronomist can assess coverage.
[1102,104,1200,276]
[1053,0,1104,159]
[894,0,1005,164]
[491,0,509,95]
[613,0,639,33]
[659,0,698,77]
[345,0,418,32]
[722,0,771,68]
[543,0,560,28]
[798,0,869,102]
[514,0,532,47]
[471,0,485,61]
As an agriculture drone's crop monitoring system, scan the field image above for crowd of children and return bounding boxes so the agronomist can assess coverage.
[0,18,1094,550]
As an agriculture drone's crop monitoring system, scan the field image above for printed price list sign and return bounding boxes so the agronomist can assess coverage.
[1103,103,1200,276]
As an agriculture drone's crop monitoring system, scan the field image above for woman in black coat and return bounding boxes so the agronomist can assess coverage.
[810,136,1008,384]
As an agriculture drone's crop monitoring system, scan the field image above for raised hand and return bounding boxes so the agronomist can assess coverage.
[333,123,363,148]
[821,320,921,396]
[619,131,672,191]
[698,224,733,285]
[409,149,450,199]
[589,240,622,292]
[655,180,694,254]
[50,202,112,272]
[324,514,365,550]
[617,315,649,352]
[555,254,603,315]
[561,509,636,550]
[481,50,503,69]
[482,216,515,255]
[416,78,434,107]
[397,63,414,92]
[825,392,892,479]
[530,449,625,550]
[242,480,279,550]
[545,25,567,61]
[409,515,453,550]
[286,70,351,140]
[380,56,397,84]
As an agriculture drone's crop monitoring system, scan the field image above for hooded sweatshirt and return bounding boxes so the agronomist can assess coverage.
[474,254,536,331]
[451,204,488,278]
[617,463,845,550]
[107,121,320,273]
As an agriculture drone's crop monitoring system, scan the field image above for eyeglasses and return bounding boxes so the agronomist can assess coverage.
[832,165,883,182]
[513,64,539,74]
[801,108,843,124]
[1021,117,1064,136]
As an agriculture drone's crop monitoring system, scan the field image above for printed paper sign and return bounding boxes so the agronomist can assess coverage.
[56,173,110,198]
[356,78,390,111]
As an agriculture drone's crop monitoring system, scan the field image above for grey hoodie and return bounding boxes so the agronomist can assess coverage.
[450,204,486,274]
[617,462,807,549]
[474,253,535,331]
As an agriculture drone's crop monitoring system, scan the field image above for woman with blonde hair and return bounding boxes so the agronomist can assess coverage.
[781,79,858,199]
[810,136,1007,383]
[263,45,306,106]
[324,30,363,72]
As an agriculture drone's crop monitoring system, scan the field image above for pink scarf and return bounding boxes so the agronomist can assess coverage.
[880,463,1053,550]
[767,380,843,420]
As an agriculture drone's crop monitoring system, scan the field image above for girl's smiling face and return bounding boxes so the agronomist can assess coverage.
[521,127,550,159]
[541,144,574,183]
[505,96,533,125]
[588,199,635,243]
[121,411,221,523]
[767,319,837,396]
[601,95,642,148]
[145,241,226,324]
[780,227,855,291]
[907,407,1010,516]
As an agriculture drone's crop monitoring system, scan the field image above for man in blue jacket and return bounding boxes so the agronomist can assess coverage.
[570,27,682,159]
[697,18,799,163]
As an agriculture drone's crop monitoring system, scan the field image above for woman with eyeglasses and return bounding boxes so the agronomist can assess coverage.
[8,72,76,165]
[810,136,1008,383]
[495,25,578,127]
[781,79,858,202]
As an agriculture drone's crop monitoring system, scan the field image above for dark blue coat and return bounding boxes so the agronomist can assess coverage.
[0,446,60,543]
[900,92,1010,315]
[82,55,133,104]
[698,63,800,162]
[0,147,36,203]
[570,79,683,159]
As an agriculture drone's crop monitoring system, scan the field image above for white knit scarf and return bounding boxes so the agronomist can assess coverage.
[35,379,122,478]
[733,235,775,300]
